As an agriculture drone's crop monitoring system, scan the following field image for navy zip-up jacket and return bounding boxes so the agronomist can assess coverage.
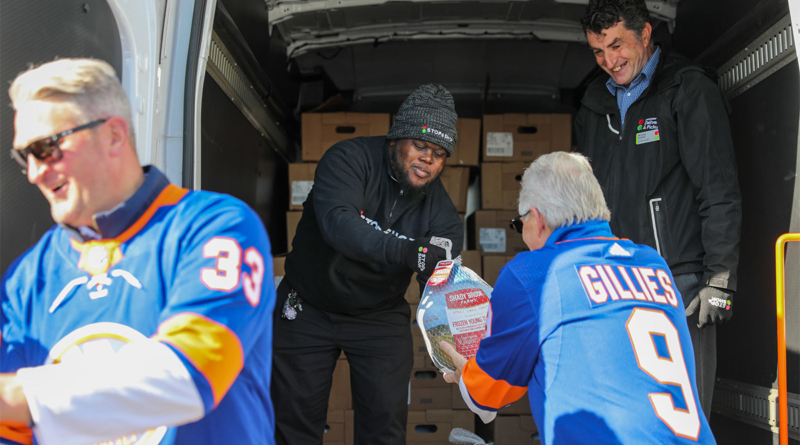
[285,136,464,315]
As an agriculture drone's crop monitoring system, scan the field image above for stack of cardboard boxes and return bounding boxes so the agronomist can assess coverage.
[276,111,570,444]
[475,113,572,287]
[466,113,570,445]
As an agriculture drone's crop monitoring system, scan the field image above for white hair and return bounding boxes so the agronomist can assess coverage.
[517,151,611,229]
[9,58,134,146]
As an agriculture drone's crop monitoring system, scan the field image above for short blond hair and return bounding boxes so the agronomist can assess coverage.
[9,58,134,146]
[518,151,611,228]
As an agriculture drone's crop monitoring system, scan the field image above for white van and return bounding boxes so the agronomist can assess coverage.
[1,1,798,443]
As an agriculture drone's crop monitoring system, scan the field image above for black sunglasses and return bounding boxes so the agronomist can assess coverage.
[10,118,108,173]
[509,210,531,235]
[510,211,531,234]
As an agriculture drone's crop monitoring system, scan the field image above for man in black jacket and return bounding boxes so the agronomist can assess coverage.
[575,0,741,420]
[273,84,464,445]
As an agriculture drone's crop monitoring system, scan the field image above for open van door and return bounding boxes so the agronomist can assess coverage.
[0,1,125,272]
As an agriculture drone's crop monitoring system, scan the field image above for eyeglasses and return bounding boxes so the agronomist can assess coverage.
[10,118,108,173]
[509,211,531,234]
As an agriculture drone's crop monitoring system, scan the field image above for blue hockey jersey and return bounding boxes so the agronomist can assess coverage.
[0,167,275,445]
[459,220,715,444]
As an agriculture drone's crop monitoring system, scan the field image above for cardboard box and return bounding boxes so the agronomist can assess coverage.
[440,166,470,213]
[413,354,437,371]
[302,113,391,161]
[412,335,429,355]
[405,274,422,304]
[410,304,429,355]
[469,211,528,256]
[448,118,481,166]
[408,387,453,411]
[482,114,571,163]
[324,410,346,444]
[411,369,451,389]
[451,385,469,410]
[289,163,316,210]
[324,410,354,445]
[494,415,539,445]
[482,256,515,287]
[286,211,303,252]
[273,256,286,289]
[499,393,532,415]
[481,162,527,210]
[410,304,419,331]
[407,410,475,443]
[328,359,352,410]
[460,250,482,276]
[345,410,354,445]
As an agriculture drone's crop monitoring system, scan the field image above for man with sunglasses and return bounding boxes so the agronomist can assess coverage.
[440,151,715,444]
[0,58,276,445]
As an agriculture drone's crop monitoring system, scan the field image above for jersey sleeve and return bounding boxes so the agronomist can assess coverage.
[460,266,538,413]
[153,196,275,413]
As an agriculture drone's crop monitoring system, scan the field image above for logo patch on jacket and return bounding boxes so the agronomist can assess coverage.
[637,118,658,131]
[635,118,660,145]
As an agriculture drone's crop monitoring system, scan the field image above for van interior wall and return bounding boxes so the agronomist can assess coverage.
[200,73,289,254]
[722,59,800,393]
[671,0,789,67]
[0,0,123,275]
[668,0,800,395]
[710,58,800,445]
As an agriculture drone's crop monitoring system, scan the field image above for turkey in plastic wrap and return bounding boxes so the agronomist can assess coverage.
[416,260,493,373]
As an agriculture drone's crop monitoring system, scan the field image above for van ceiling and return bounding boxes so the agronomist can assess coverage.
[234,0,676,115]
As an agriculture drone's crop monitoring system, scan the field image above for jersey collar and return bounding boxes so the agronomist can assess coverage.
[62,165,170,241]
[544,220,618,247]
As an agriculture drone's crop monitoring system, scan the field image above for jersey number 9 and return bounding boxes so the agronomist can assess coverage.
[626,308,702,440]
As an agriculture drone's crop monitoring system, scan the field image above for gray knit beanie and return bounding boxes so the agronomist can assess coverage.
[386,84,458,155]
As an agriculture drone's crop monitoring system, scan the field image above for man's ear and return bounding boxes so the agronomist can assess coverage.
[641,22,653,47]
[105,116,130,156]
[530,206,545,237]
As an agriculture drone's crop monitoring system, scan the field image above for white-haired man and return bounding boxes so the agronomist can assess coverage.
[440,152,716,444]
[0,58,275,445]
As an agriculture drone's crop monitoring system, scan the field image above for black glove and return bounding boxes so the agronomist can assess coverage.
[401,237,451,277]
[685,286,733,329]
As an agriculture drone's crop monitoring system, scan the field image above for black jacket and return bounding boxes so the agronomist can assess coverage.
[285,136,464,315]
[575,48,741,291]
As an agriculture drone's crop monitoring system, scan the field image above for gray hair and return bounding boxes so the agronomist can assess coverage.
[517,151,611,229]
[9,58,135,146]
